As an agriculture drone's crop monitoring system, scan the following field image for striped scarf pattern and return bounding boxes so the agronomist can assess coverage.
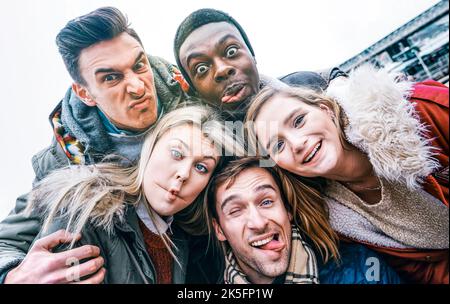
[224,226,319,284]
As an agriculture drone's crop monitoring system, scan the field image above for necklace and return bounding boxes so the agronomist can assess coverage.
[342,180,382,191]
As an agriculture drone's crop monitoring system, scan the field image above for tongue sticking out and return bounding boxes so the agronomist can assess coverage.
[259,239,284,251]
[221,86,246,104]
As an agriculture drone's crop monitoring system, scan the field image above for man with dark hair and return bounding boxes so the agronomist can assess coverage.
[206,157,402,284]
[0,7,191,283]
[174,8,347,121]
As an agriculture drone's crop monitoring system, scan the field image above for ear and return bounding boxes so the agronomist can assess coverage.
[72,83,96,107]
[212,218,227,242]
[319,104,334,118]
[288,211,293,222]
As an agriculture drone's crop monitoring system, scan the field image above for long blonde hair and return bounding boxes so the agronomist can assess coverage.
[204,157,340,263]
[27,105,243,254]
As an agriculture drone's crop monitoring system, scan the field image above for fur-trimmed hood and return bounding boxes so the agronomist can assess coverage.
[326,65,440,190]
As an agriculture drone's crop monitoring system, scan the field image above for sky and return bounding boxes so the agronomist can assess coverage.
[0,0,441,220]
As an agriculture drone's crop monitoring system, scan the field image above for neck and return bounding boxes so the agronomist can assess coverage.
[246,270,275,284]
[325,147,381,190]
[235,259,275,284]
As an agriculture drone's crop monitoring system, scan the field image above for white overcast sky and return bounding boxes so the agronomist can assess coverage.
[0,0,441,220]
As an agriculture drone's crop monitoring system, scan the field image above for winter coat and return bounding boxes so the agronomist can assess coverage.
[326,65,449,284]
[0,55,193,282]
[38,204,190,284]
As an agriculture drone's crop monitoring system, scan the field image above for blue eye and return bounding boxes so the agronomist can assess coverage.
[226,46,238,57]
[171,149,183,159]
[195,163,208,173]
[293,115,305,128]
[273,140,284,154]
[261,199,273,207]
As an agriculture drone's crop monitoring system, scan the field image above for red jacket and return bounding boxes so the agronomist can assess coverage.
[343,80,449,284]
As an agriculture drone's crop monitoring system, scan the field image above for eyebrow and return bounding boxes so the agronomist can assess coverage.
[217,33,240,48]
[265,108,301,151]
[173,138,217,164]
[184,34,241,69]
[94,51,146,76]
[185,52,205,70]
[220,183,277,211]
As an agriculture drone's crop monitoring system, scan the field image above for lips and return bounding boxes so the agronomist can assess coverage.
[221,83,247,104]
[249,233,285,251]
[128,95,151,109]
[302,141,322,164]
[156,182,180,201]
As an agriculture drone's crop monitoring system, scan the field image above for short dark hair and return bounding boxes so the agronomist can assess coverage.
[56,6,143,85]
[173,8,255,93]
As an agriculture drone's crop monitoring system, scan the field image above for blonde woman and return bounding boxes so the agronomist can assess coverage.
[26,105,242,284]
[245,65,449,283]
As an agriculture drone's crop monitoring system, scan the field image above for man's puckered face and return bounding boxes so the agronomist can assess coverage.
[75,33,158,132]
[179,22,259,108]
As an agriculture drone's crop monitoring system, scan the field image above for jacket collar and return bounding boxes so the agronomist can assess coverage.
[326,65,440,190]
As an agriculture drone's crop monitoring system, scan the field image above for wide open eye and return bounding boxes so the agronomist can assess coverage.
[226,46,238,58]
[195,64,209,75]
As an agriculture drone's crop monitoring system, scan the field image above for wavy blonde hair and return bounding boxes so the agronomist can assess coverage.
[204,157,340,264]
[27,105,244,258]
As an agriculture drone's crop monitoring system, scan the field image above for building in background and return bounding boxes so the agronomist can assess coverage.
[339,0,449,83]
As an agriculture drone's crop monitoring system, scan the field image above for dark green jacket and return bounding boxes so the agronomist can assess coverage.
[40,205,189,284]
[0,55,194,282]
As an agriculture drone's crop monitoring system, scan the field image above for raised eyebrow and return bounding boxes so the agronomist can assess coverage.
[217,34,241,49]
[254,184,277,194]
[185,52,206,70]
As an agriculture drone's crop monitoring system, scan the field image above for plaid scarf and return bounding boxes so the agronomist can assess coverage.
[224,226,319,284]
[52,110,86,165]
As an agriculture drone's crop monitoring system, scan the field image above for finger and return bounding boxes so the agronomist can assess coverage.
[63,256,104,283]
[71,268,106,285]
[55,245,101,267]
[35,230,81,251]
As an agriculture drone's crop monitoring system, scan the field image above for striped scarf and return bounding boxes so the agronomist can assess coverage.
[224,226,319,284]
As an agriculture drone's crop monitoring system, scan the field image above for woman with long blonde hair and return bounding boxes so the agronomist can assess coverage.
[27,105,243,284]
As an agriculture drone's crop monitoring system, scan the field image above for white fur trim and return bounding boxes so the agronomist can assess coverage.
[326,65,440,189]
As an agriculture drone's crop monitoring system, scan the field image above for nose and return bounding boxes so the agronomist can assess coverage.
[246,206,269,232]
[175,163,190,183]
[127,75,145,99]
[288,133,307,155]
[214,60,236,83]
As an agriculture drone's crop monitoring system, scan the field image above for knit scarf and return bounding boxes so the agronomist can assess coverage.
[224,226,319,284]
